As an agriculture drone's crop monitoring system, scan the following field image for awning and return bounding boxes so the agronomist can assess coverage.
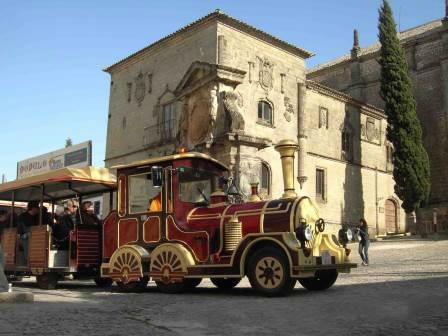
[0,167,116,202]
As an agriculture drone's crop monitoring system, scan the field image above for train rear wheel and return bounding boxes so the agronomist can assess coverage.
[116,276,149,292]
[211,278,241,290]
[94,277,113,288]
[247,247,296,297]
[36,273,58,290]
[155,281,185,294]
[183,278,202,291]
[298,270,338,291]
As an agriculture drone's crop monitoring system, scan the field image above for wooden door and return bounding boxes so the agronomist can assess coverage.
[385,199,397,233]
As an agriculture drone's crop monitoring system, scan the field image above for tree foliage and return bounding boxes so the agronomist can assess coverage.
[378,0,430,213]
[65,138,73,148]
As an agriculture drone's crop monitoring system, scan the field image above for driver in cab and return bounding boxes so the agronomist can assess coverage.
[147,192,162,212]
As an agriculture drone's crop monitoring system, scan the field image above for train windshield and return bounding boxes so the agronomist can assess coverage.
[177,167,220,204]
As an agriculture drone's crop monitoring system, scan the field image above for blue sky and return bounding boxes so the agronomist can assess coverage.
[0,0,443,181]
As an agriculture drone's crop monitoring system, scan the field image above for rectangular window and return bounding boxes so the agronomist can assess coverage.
[128,173,161,214]
[386,145,393,163]
[319,107,328,129]
[316,168,326,201]
[258,101,272,125]
[341,131,352,161]
[162,104,174,140]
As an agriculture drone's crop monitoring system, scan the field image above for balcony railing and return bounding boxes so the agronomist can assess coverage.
[142,119,178,148]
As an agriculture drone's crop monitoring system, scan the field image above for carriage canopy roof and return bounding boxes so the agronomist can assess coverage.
[0,166,116,202]
[111,152,229,171]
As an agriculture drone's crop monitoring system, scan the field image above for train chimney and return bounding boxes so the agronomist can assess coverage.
[275,139,299,198]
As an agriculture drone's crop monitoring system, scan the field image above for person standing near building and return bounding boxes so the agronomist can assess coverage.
[357,218,370,266]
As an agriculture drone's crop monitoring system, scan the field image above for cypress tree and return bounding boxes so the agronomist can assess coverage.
[378,0,430,213]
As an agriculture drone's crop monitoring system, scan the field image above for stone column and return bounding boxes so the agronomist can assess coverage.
[297,82,307,188]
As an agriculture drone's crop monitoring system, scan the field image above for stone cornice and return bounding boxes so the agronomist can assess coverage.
[104,11,314,74]
[308,18,445,75]
[306,80,386,119]
[175,61,246,98]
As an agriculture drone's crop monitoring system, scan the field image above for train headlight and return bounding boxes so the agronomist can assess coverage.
[296,223,313,242]
[303,225,313,241]
[346,228,353,241]
[338,227,353,247]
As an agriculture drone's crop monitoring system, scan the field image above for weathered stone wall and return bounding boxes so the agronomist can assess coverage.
[303,88,404,235]
[104,13,406,235]
[308,19,448,227]
[105,21,218,167]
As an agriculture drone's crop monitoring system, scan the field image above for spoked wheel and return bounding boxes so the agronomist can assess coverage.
[94,277,113,288]
[211,278,241,290]
[36,273,59,290]
[183,278,202,291]
[298,269,338,291]
[116,276,149,292]
[248,247,296,297]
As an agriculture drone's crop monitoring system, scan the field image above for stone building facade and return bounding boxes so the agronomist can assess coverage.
[308,5,448,233]
[104,11,405,235]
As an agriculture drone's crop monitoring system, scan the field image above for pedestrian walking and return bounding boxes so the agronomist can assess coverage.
[357,218,370,266]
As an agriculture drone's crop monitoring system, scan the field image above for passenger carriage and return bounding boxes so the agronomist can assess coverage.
[101,141,356,296]
[0,167,116,289]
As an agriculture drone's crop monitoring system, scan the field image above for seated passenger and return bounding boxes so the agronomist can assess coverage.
[17,201,40,263]
[76,201,101,226]
[41,206,52,225]
[52,206,73,249]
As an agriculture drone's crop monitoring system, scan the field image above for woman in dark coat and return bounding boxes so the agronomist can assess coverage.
[358,218,370,266]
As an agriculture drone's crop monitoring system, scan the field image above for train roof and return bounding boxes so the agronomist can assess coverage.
[0,166,116,202]
[112,152,229,171]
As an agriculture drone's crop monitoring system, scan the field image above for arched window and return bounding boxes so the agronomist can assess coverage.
[258,101,273,125]
[260,162,271,196]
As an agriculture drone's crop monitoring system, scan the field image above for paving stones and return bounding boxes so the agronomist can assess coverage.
[1,240,447,335]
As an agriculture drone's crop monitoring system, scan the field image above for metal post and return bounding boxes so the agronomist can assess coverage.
[10,191,15,228]
[39,184,44,226]
[433,208,438,233]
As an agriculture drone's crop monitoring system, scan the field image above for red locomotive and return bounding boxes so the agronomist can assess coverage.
[101,140,356,296]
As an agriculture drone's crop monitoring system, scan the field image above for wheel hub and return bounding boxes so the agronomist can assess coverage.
[255,257,284,289]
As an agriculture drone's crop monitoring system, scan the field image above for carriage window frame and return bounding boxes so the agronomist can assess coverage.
[127,172,162,215]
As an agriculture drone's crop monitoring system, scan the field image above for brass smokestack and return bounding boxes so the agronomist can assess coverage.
[275,139,299,198]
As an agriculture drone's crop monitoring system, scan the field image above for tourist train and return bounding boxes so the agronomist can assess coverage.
[0,141,355,296]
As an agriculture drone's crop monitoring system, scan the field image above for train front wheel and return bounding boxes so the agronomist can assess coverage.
[298,269,338,291]
[247,247,296,297]
[211,278,241,290]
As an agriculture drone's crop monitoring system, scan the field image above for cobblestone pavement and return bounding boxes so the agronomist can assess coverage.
[1,239,448,336]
